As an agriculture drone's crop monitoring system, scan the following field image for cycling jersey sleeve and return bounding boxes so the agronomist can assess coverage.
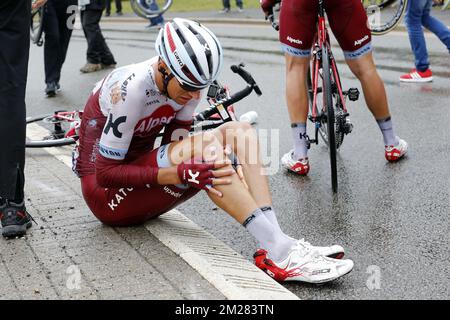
[95,153,159,188]
[98,72,145,161]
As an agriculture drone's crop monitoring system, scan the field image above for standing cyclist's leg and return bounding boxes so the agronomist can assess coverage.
[279,0,317,175]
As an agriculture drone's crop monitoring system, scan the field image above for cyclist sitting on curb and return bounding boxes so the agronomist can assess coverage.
[260,0,408,176]
[73,18,354,284]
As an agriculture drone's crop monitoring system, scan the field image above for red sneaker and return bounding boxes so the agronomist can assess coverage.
[400,69,433,83]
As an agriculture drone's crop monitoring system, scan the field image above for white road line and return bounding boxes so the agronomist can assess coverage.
[26,123,299,300]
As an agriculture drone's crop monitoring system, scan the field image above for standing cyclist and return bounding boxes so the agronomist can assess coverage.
[260,0,408,176]
[74,18,354,284]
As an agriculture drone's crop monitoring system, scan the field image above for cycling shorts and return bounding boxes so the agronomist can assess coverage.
[279,0,372,60]
[81,144,199,226]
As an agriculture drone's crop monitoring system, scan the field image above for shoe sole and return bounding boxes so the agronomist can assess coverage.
[400,77,433,83]
[2,223,31,238]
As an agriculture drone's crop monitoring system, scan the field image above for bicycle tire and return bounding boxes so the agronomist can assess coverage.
[321,46,338,193]
[364,0,408,35]
[130,0,173,19]
[26,114,77,148]
[30,6,45,46]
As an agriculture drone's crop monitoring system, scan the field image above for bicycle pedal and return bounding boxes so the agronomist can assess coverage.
[347,88,360,101]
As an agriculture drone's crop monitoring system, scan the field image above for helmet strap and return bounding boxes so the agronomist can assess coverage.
[158,65,175,99]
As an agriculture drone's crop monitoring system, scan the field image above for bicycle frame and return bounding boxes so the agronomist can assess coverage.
[310,0,347,123]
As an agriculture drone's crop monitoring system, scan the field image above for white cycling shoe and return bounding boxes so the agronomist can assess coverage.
[385,138,408,162]
[281,150,310,175]
[257,241,353,284]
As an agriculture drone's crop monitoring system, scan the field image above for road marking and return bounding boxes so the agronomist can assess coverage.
[26,123,299,300]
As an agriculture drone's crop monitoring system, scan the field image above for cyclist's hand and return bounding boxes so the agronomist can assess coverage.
[32,0,47,10]
[260,0,278,19]
[177,158,234,197]
[224,145,249,190]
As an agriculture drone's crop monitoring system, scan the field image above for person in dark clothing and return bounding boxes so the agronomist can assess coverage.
[105,0,122,16]
[220,0,244,13]
[0,0,46,238]
[79,0,117,73]
[43,0,78,97]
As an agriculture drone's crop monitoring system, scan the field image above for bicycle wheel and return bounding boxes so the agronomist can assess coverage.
[363,0,408,35]
[320,46,338,193]
[30,5,45,46]
[26,114,78,148]
[130,0,173,19]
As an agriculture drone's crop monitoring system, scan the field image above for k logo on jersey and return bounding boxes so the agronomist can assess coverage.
[104,114,127,138]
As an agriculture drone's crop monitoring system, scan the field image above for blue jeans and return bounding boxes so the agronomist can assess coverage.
[405,0,450,71]
[141,0,164,25]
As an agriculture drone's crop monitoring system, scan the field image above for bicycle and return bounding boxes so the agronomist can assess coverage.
[130,0,173,19]
[25,64,262,148]
[30,1,45,47]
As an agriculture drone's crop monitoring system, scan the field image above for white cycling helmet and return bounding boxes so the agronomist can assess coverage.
[155,18,223,90]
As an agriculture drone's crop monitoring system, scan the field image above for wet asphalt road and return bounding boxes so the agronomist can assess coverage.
[26,21,449,299]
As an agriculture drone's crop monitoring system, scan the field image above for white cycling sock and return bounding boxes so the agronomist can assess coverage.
[260,206,281,231]
[291,123,308,160]
[244,208,295,263]
[377,117,399,146]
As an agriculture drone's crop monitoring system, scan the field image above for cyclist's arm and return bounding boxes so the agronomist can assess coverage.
[95,155,181,188]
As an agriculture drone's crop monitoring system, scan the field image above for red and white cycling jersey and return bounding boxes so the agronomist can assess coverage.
[74,57,200,179]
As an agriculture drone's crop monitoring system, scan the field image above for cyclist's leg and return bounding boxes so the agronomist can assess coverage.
[346,53,391,120]
[212,121,272,209]
[168,125,298,263]
[167,128,261,225]
[279,0,317,162]
[328,0,401,148]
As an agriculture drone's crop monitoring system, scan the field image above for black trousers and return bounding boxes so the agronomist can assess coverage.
[105,0,122,14]
[81,9,116,65]
[43,0,77,84]
[0,0,30,201]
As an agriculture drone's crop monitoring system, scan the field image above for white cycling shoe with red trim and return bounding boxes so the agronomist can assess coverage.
[281,150,310,176]
[385,138,408,162]
[254,239,345,269]
[257,243,354,284]
[400,69,433,83]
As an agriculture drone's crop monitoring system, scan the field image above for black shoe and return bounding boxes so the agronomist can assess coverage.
[1,201,33,238]
[45,82,57,97]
